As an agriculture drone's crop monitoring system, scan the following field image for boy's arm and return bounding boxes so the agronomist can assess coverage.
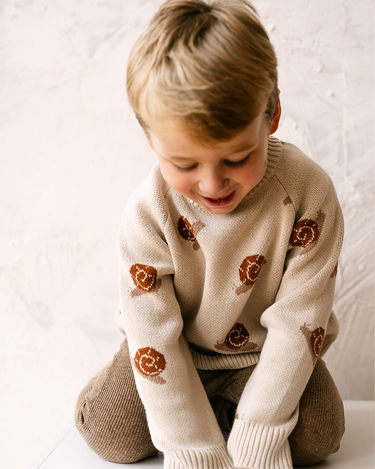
[118,194,235,469]
[227,172,344,469]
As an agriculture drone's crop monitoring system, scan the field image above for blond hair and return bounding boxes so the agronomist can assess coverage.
[127,0,278,141]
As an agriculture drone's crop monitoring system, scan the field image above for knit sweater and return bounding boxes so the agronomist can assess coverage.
[117,137,344,469]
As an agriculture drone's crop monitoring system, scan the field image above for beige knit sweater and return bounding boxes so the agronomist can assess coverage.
[117,137,344,469]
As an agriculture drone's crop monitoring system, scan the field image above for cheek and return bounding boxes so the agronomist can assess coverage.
[160,166,195,193]
[241,156,267,185]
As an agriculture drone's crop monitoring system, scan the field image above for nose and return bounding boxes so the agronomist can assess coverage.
[198,167,229,196]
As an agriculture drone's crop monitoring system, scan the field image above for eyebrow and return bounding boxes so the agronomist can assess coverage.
[170,156,195,162]
[170,144,255,161]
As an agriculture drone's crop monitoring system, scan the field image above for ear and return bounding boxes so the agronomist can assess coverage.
[142,127,154,149]
[270,101,281,135]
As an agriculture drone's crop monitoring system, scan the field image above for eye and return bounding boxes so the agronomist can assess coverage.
[225,154,250,168]
[175,164,197,172]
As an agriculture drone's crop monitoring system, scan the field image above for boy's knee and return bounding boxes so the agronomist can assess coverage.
[290,423,344,466]
[74,382,157,464]
[289,358,345,466]
[75,405,157,464]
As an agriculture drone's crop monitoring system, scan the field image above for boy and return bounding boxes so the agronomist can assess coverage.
[75,1,345,468]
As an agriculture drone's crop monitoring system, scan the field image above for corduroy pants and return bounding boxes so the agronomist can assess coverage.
[75,338,345,466]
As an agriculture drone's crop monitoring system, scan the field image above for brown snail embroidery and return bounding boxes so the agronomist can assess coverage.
[290,210,326,255]
[177,216,205,251]
[234,254,266,295]
[134,347,166,384]
[129,264,161,298]
[215,323,257,352]
[300,323,325,364]
[225,323,250,349]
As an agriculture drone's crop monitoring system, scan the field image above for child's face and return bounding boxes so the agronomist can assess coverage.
[145,104,281,214]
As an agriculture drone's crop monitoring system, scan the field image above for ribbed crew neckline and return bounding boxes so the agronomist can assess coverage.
[240,136,282,203]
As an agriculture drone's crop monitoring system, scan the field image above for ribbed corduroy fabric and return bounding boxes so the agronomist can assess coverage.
[75,339,157,463]
[88,137,345,468]
[288,358,345,465]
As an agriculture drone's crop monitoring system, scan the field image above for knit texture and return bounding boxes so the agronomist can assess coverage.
[74,340,344,466]
[117,137,344,469]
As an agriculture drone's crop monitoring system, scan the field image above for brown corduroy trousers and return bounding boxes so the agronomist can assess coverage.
[75,338,345,466]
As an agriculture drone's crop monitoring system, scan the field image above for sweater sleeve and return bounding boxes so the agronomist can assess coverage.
[227,166,344,469]
[117,181,235,469]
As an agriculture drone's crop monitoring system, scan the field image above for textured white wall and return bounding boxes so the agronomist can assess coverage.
[0,1,373,468]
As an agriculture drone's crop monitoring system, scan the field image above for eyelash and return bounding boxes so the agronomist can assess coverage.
[175,154,250,172]
[226,154,250,168]
[176,164,197,173]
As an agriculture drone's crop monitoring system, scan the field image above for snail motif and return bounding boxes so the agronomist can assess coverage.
[300,323,326,364]
[224,323,250,349]
[129,264,158,292]
[290,219,319,248]
[311,327,325,358]
[239,255,266,286]
[178,216,195,242]
[177,216,205,250]
[290,210,326,255]
[215,323,257,352]
[134,347,166,378]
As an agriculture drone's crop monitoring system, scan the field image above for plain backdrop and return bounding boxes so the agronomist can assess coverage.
[0,1,374,468]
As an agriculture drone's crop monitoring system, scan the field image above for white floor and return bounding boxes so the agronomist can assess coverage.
[30,401,374,469]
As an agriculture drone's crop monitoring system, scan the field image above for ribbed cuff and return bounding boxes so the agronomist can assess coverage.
[227,417,296,469]
[190,348,260,370]
[164,445,235,469]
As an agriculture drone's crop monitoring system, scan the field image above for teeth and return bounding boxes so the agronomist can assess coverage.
[204,191,234,203]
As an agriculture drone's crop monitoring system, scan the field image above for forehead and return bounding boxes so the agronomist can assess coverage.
[148,113,267,159]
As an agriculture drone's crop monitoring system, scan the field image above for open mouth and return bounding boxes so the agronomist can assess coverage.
[202,190,236,206]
